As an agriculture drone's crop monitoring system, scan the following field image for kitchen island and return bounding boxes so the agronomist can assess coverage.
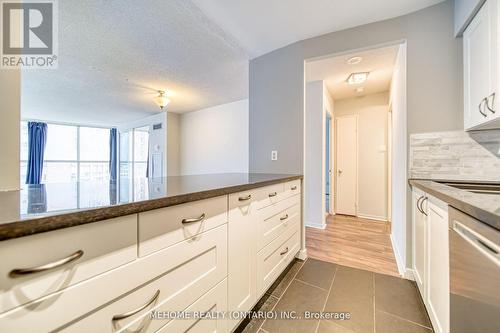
[0,173,303,333]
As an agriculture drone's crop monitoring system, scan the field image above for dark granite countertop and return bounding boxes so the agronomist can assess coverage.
[0,173,302,241]
[409,179,500,231]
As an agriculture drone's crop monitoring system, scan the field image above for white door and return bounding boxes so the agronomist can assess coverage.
[336,115,357,216]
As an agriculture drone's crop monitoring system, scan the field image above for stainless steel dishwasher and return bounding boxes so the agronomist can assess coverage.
[449,207,500,333]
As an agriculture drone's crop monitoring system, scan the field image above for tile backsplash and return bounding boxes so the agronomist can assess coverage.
[410,130,500,182]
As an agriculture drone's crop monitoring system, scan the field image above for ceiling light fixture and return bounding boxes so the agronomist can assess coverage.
[154,90,171,110]
[346,56,363,65]
[346,72,369,85]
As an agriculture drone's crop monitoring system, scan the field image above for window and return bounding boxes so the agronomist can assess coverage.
[20,121,111,185]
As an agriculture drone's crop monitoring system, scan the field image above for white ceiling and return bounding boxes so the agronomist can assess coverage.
[191,0,445,58]
[306,45,399,100]
[22,0,249,126]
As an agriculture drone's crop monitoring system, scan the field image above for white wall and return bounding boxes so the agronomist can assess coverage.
[389,44,408,274]
[179,99,249,175]
[335,92,389,221]
[0,70,21,191]
[167,113,181,176]
[304,81,333,228]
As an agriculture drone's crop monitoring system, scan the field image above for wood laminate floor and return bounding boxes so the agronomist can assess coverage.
[306,214,400,277]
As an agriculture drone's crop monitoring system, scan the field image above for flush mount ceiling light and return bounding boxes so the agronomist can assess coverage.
[154,90,171,110]
[346,72,369,85]
[346,56,363,65]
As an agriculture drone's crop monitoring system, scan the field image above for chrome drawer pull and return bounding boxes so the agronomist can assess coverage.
[9,250,84,278]
[112,290,160,321]
[238,195,252,201]
[479,98,488,117]
[420,197,428,216]
[486,92,496,113]
[280,214,289,221]
[182,213,206,224]
[280,247,289,256]
[269,192,278,198]
[291,186,298,190]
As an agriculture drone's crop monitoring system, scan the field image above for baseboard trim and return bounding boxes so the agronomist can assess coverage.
[296,248,308,261]
[357,214,388,222]
[404,268,415,281]
[390,233,405,277]
[305,221,326,229]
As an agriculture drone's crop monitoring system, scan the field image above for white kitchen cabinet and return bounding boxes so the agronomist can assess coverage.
[412,188,427,298]
[427,200,449,333]
[463,0,500,130]
[412,188,449,333]
[227,190,259,332]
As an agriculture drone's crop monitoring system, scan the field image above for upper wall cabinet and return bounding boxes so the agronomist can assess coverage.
[455,0,486,36]
[463,0,500,130]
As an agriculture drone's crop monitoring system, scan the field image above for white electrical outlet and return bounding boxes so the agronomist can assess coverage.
[271,150,278,161]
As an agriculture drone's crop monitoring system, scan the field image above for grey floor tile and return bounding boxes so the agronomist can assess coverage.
[262,280,328,333]
[317,320,357,333]
[295,258,337,290]
[324,266,374,333]
[376,311,433,333]
[266,259,304,298]
[240,294,280,333]
[374,273,431,328]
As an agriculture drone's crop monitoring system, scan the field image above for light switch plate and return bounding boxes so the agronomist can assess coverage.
[271,150,278,161]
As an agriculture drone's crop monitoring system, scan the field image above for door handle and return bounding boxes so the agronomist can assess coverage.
[486,93,496,113]
[419,197,428,216]
[479,98,488,117]
[453,221,499,265]
[338,170,343,175]
[416,196,424,214]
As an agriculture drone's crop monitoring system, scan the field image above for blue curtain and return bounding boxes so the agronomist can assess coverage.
[26,122,47,184]
[109,128,118,182]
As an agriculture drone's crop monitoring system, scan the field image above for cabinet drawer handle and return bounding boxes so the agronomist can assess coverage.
[416,196,424,214]
[9,250,84,278]
[291,186,298,190]
[269,192,278,197]
[420,197,428,216]
[238,195,252,201]
[479,98,488,117]
[280,214,289,221]
[112,289,160,321]
[280,247,289,256]
[486,92,496,113]
[182,213,206,224]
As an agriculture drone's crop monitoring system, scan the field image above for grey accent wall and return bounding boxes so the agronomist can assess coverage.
[249,0,462,269]
[249,0,462,174]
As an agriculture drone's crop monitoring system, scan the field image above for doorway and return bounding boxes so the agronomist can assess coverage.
[304,42,406,276]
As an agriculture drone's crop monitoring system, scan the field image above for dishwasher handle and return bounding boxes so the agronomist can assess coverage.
[453,221,500,266]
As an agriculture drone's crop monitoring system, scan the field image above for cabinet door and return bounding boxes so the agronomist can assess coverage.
[227,191,258,331]
[427,201,450,333]
[463,0,498,130]
[412,191,427,298]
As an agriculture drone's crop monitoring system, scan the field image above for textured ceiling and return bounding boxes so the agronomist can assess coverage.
[192,0,446,58]
[22,0,249,126]
[306,45,399,100]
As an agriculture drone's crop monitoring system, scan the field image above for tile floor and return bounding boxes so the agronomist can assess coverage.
[238,258,433,333]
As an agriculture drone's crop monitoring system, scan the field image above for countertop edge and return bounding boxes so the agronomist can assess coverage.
[409,179,500,231]
[0,175,303,241]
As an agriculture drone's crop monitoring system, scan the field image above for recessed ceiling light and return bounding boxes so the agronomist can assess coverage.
[346,56,363,65]
[346,72,369,85]
[355,87,364,93]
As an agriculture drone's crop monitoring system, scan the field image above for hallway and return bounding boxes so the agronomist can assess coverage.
[306,215,399,277]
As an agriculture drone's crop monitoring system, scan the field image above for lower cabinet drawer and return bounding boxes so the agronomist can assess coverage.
[0,225,228,333]
[155,279,228,333]
[258,199,300,250]
[256,223,300,296]
[0,215,137,313]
